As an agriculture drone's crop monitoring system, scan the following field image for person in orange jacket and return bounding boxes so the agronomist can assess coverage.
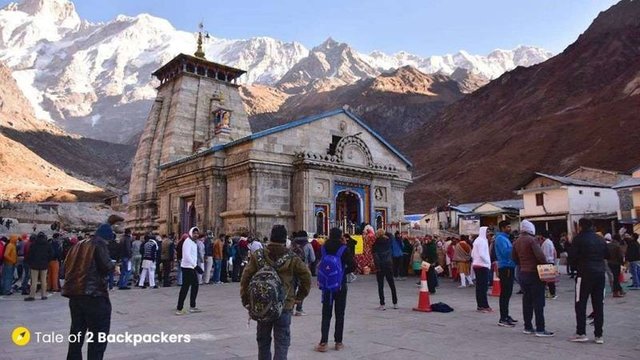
[2,235,18,295]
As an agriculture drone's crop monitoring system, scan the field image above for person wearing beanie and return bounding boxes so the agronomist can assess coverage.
[512,220,553,337]
[24,232,53,301]
[241,224,311,360]
[569,218,609,344]
[372,229,398,310]
[176,227,201,315]
[291,230,315,316]
[63,222,116,359]
[607,234,625,298]
[314,227,355,352]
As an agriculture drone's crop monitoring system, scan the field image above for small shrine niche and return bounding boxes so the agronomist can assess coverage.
[212,108,232,135]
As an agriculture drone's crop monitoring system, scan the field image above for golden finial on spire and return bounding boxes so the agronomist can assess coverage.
[194,21,207,59]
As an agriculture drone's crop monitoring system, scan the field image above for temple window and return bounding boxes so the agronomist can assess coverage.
[328,136,342,155]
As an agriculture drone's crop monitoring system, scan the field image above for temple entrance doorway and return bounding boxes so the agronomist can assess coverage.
[336,190,362,234]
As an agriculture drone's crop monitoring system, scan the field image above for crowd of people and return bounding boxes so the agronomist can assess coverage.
[1,214,638,360]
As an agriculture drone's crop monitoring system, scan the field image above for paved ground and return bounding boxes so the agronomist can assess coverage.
[1,272,639,359]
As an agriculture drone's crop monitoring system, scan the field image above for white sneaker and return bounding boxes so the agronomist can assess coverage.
[393,304,399,309]
[569,334,589,342]
[377,305,386,311]
[189,307,202,313]
[594,337,604,344]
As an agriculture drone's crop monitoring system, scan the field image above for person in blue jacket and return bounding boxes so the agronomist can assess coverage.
[391,231,404,280]
[495,220,518,327]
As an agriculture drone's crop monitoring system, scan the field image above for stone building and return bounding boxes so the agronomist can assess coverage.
[128,49,412,237]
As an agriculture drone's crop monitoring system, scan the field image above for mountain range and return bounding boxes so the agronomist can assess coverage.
[2,0,636,214]
[0,0,552,143]
[0,61,135,202]
[402,0,640,211]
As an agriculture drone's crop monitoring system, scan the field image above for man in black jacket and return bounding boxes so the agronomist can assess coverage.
[625,233,640,289]
[569,218,609,344]
[118,229,133,290]
[63,216,121,360]
[24,232,52,301]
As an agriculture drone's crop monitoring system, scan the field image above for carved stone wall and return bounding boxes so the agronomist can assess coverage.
[128,58,250,233]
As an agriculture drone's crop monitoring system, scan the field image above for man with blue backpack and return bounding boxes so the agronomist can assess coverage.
[315,228,355,353]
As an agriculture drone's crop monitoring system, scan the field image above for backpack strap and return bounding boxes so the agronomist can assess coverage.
[255,248,266,268]
[336,245,347,258]
[273,252,291,269]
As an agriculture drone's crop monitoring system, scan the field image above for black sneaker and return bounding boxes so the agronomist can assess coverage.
[523,328,535,335]
[507,316,519,323]
[498,319,516,327]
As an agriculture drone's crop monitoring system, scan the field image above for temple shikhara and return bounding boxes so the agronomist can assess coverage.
[127,31,412,237]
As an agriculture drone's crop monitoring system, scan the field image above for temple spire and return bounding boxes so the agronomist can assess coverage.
[194,22,207,59]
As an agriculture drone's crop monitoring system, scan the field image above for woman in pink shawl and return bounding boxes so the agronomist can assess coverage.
[355,225,376,273]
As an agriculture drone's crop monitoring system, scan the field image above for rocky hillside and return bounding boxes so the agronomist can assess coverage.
[0,0,551,143]
[248,66,465,143]
[0,61,135,202]
[403,0,640,212]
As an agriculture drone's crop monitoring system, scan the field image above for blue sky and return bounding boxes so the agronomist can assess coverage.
[4,0,620,55]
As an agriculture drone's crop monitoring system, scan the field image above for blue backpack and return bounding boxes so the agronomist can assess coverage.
[317,245,347,295]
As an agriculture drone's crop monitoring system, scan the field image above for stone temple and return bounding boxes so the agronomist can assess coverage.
[127,46,413,237]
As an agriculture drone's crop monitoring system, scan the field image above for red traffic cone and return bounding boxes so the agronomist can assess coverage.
[413,262,432,312]
[490,265,501,297]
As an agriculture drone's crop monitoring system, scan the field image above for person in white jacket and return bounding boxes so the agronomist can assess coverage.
[540,233,557,299]
[176,227,201,315]
[471,226,493,312]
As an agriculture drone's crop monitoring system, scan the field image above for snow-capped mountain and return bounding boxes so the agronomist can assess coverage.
[362,46,553,81]
[0,0,553,143]
[0,0,309,142]
[276,38,380,94]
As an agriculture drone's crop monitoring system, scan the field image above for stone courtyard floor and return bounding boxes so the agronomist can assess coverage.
[1,273,639,359]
